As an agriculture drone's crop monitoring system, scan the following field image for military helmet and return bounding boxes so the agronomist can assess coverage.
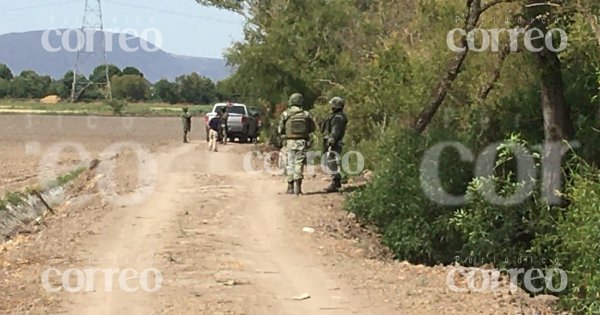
[289,93,304,107]
[182,107,189,112]
[329,96,345,109]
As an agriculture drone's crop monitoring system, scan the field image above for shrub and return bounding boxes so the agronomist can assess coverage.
[105,99,127,116]
[448,135,557,269]
[346,127,471,264]
[556,161,600,314]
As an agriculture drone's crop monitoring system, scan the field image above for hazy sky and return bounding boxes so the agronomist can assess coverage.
[1,0,246,59]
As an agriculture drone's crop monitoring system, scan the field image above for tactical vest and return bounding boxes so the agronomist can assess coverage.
[220,113,229,125]
[285,111,310,140]
[322,112,348,140]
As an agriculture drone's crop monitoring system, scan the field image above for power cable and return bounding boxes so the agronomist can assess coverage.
[104,0,244,25]
[3,0,82,13]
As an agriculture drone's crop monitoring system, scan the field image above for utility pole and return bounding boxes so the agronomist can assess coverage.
[71,0,112,102]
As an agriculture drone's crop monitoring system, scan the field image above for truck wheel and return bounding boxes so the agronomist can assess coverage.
[240,130,249,143]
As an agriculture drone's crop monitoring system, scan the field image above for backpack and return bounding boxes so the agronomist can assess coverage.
[285,111,310,140]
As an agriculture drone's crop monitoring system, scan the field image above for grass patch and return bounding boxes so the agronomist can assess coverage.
[0,166,87,212]
[0,191,27,211]
[5,191,26,206]
[49,167,87,189]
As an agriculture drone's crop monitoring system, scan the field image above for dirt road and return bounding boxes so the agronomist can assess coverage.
[51,139,396,314]
[0,118,557,314]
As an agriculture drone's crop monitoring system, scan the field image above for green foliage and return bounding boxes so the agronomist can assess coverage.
[51,167,86,188]
[0,167,86,212]
[90,64,122,83]
[346,128,470,264]
[449,136,554,270]
[215,77,239,102]
[10,70,52,99]
[112,75,150,101]
[0,78,10,98]
[0,63,13,80]
[4,191,26,207]
[104,99,128,115]
[206,0,600,310]
[175,72,216,104]
[59,70,78,99]
[555,160,600,314]
[122,66,143,77]
[153,79,179,104]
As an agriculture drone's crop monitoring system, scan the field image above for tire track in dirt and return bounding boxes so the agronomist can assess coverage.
[55,137,397,314]
[58,143,196,314]
[146,143,400,314]
[1,137,558,314]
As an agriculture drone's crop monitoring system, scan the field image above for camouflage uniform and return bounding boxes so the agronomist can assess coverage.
[321,97,348,192]
[219,107,229,144]
[180,107,192,143]
[278,93,316,195]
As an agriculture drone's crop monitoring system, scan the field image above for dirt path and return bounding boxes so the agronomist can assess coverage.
[1,137,558,314]
[49,141,393,314]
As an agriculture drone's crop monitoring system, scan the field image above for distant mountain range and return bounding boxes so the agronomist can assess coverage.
[0,30,233,83]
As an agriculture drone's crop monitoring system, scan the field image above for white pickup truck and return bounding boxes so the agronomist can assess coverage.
[204,103,259,143]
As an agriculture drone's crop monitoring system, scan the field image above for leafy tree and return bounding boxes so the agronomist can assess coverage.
[10,70,52,98]
[111,74,149,101]
[58,71,75,99]
[201,0,600,311]
[175,72,216,104]
[62,70,102,100]
[215,77,241,102]
[122,66,143,77]
[0,64,13,80]
[153,79,179,104]
[47,80,65,97]
[0,78,10,98]
[90,64,122,83]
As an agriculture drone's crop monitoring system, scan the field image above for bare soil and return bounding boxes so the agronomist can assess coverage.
[0,115,183,196]
[0,115,558,314]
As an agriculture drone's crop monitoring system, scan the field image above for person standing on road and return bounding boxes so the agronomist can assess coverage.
[321,97,348,192]
[220,106,229,145]
[208,111,221,152]
[278,93,316,195]
[181,107,192,143]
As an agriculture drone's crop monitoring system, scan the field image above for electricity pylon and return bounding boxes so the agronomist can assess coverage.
[71,0,112,102]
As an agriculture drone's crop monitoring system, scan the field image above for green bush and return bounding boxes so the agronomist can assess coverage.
[104,99,127,116]
[112,75,150,101]
[346,127,471,264]
[556,161,600,314]
[448,136,556,269]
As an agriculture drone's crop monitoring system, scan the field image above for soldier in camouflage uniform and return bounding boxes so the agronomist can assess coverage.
[181,107,192,143]
[278,93,316,195]
[219,106,229,144]
[321,96,348,192]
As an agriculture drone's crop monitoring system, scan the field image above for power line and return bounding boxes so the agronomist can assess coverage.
[3,0,81,13]
[104,0,244,25]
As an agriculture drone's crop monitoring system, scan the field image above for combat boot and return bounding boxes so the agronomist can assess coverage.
[286,181,294,194]
[294,179,303,196]
[323,178,341,193]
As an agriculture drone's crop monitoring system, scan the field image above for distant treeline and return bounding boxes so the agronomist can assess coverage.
[0,63,236,104]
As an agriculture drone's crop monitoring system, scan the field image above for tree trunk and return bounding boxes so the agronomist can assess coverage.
[526,0,575,205]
